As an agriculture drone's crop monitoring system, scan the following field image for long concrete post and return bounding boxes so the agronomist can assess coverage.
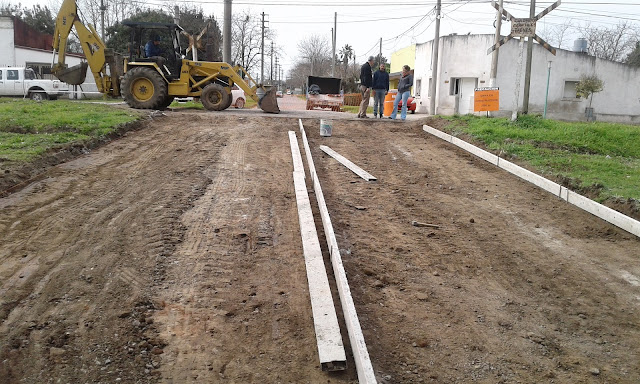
[261,12,265,84]
[270,41,274,85]
[223,0,231,64]
[522,0,535,114]
[429,0,441,116]
[489,0,503,87]
[332,12,337,77]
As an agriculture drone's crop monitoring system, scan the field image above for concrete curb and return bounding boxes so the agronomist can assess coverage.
[423,125,640,238]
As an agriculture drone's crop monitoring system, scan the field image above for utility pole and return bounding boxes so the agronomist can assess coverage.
[522,0,535,114]
[100,0,106,41]
[331,12,337,77]
[270,41,274,85]
[378,37,382,66]
[223,0,231,63]
[261,12,267,84]
[489,0,503,88]
[429,0,441,116]
[275,56,279,90]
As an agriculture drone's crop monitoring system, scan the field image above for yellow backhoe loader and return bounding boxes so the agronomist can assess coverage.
[51,0,279,113]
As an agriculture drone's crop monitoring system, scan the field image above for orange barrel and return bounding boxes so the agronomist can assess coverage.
[383,90,397,117]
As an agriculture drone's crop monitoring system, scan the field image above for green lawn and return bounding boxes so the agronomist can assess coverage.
[437,114,640,202]
[0,99,141,163]
[343,105,373,114]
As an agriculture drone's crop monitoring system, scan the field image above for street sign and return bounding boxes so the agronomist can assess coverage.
[474,87,500,112]
[511,18,536,37]
[487,0,561,55]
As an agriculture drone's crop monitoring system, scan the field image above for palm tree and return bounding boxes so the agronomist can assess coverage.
[339,44,353,79]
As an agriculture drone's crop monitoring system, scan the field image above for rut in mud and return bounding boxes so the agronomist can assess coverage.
[1,111,638,383]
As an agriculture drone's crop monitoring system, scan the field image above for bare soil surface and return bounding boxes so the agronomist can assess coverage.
[1,109,639,383]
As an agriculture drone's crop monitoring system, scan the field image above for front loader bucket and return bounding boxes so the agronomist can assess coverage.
[54,62,88,85]
[258,88,280,114]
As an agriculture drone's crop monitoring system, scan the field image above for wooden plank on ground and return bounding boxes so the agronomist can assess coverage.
[319,145,377,181]
[299,120,378,384]
[288,131,347,371]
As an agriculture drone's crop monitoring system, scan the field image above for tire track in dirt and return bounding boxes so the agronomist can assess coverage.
[306,118,640,383]
[0,116,219,383]
[153,117,356,383]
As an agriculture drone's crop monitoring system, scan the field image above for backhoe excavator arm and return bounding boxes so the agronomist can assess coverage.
[52,0,121,96]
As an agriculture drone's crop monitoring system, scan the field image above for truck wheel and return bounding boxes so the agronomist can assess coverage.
[235,98,245,109]
[201,84,230,111]
[122,67,167,109]
[29,91,48,101]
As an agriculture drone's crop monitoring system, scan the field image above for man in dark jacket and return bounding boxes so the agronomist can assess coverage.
[358,56,375,118]
[372,63,389,118]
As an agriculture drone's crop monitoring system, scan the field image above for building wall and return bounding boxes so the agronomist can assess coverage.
[0,17,17,66]
[404,34,640,122]
[1,16,99,98]
[390,44,416,74]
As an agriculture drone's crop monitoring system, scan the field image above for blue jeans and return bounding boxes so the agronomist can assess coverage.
[372,89,386,117]
[391,90,410,120]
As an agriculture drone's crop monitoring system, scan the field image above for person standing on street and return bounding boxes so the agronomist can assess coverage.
[372,63,389,118]
[358,56,375,118]
[390,65,413,121]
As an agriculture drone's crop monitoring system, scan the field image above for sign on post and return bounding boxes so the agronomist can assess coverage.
[511,18,536,37]
[486,0,561,56]
[474,87,500,112]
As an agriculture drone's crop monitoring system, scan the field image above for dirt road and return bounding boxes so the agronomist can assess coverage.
[1,109,639,383]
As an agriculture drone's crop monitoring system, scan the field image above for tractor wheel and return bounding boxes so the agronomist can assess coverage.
[201,84,230,111]
[221,91,234,110]
[121,67,167,109]
[159,96,175,110]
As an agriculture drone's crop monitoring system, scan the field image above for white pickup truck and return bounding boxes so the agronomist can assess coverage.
[0,67,69,101]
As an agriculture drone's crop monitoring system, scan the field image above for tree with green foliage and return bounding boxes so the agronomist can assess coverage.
[627,42,640,67]
[0,3,55,34]
[576,74,604,108]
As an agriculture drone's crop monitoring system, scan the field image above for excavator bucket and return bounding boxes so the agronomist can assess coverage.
[258,88,280,114]
[54,62,88,85]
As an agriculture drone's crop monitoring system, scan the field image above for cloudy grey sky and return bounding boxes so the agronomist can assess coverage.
[14,0,640,76]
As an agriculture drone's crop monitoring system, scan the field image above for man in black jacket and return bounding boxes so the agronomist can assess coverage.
[372,63,389,118]
[358,56,375,118]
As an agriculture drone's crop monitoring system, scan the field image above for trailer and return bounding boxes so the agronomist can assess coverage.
[306,76,343,112]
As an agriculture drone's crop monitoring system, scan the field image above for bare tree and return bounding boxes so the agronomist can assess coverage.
[296,34,331,76]
[578,21,639,62]
[231,10,275,76]
[538,19,575,50]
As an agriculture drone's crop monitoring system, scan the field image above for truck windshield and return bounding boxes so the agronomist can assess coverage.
[25,69,36,80]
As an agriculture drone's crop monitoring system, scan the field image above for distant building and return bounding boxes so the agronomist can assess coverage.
[0,15,98,98]
[391,34,640,123]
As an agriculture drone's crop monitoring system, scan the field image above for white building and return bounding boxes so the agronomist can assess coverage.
[0,15,99,98]
[405,34,640,123]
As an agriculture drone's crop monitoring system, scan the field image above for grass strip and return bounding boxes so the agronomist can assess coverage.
[438,115,640,202]
[0,99,140,163]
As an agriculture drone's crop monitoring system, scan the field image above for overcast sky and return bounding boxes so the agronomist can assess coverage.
[16,0,640,77]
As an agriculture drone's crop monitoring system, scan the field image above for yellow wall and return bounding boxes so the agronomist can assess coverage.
[390,44,416,74]
[390,44,416,89]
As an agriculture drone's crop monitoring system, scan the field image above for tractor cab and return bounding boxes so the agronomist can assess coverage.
[123,21,184,79]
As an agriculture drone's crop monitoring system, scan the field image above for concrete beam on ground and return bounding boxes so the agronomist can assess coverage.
[299,120,378,384]
[423,125,640,238]
[288,131,347,371]
[319,145,377,181]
